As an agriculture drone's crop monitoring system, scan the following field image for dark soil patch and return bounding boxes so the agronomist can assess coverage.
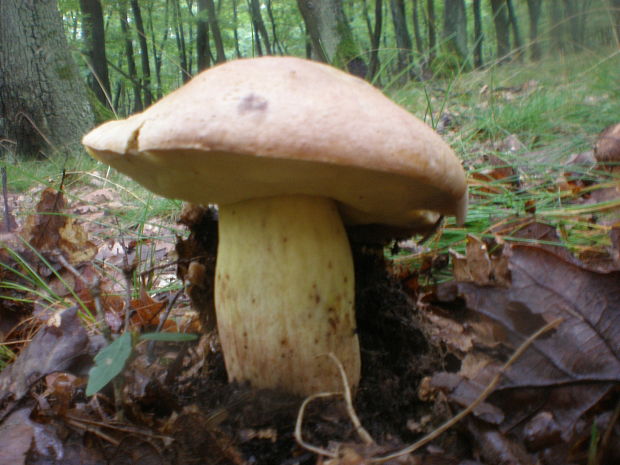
[167,242,448,464]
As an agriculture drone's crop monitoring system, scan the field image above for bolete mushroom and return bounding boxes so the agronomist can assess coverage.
[82,57,467,396]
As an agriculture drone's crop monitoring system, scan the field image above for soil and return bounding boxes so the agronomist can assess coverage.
[167,224,455,464]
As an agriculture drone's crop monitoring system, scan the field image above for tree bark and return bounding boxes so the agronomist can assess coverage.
[171,0,189,82]
[612,0,620,45]
[549,0,565,53]
[473,0,483,68]
[266,0,285,54]
[119,0,143,111]
[206,0,226,63]
[130,0,152,106]
[526,0,543,60]
[79,0,111,109]
[146,1,169,99]
[0,0,93,157]
[363,0,383,80]
[412,0,424,55]
[232,0,243,58]
[506,0,523,61]
[297,0,362,71]
[426,0,437,63]
[490,0,510,61]
[443,0,468,63]
[249,0,272,55]
[390,0,412,78]
[197,0,212,71]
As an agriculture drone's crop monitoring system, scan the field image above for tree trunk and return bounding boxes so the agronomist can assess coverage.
[171,0,190,82]
[0,0,93,157]
[266,0,285,55]
[232,0,242,58]
[412,0,424,55]
[490,0,510,61]
[79,0,111,109]
[611,0,620,44]
[564,0,591,51]
[130,0,152,106]
[426,0,437,64]
[526,0,543,60]
[365,0,383,80]
[297,0,362,70]
[549,0,565,53]
[443,0,468,63]
[506,0,523,61]
[197,0,212,71]
[146,1,169,99]
[119,0,143,111]
[206,0,226,63]
[473,0,483,68]
[390,0,412,79]
[249,0,272,55]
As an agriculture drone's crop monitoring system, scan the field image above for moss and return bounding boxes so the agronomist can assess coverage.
[333,19,359,70]
[55,63,76,81]
[86,88,115,124]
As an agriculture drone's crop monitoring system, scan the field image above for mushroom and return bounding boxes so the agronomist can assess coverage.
[82,56,467,396]
[594,122,620,172]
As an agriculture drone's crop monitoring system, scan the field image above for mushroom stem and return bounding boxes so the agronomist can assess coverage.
[215,195,360,396]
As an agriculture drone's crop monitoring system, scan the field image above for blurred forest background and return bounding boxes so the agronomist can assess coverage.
[0,0,619,159]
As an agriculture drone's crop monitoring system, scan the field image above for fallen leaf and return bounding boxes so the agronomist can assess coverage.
[0,306,89,421]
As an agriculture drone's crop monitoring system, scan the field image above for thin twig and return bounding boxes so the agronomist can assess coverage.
[2,167,15,232]
[146,288,184,361]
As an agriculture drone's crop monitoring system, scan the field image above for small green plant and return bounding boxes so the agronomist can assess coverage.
[85,331,198,396]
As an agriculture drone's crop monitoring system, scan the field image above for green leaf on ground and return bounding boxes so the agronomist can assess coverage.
[86,331,133,396]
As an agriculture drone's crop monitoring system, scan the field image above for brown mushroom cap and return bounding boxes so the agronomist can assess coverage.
[83,56,467,229]
[594,122,620,165]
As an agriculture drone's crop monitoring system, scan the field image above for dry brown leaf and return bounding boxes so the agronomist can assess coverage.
[0,307,90,421]
[20,188,97,265]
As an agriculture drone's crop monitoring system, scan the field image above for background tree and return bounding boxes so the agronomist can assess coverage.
[249,0,273,55]
[130,0,152,106]
[363,0,383,80]
[473,0,484,68]
[79,0,111,109]
[390,0,413,78]
[506,0,523,61]
[118,0,143,111]
[610,0,620,43]
[197,0,213,71]
[490,0,510,61]
[411,0,424,55]
[0,0,93,157]
[443,0,468,65]
[206,0,226,64]
[297,0,363,71]
[526,0,543,60]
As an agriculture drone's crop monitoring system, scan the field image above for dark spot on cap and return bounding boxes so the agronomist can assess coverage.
[238,93,268,114]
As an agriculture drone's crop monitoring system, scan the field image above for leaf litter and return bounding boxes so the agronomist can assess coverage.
[1,123,620,463]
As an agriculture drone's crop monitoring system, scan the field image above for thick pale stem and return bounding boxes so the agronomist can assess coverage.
[215,195,360,396]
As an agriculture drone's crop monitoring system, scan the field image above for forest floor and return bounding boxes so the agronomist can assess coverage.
[1,50,620,464]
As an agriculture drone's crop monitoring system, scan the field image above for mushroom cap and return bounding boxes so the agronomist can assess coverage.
[83,56,467,230]
[594,122,620,164]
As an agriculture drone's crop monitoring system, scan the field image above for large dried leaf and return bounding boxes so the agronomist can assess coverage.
[0,307,89,420]
[431,243,620,461]
[458,245,620,388]
[21,188,97,264]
